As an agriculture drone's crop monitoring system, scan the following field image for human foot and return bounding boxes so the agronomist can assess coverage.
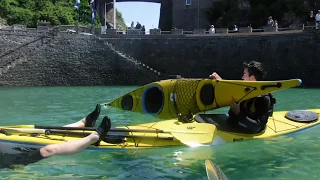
[95,116,111,144]
[85,104,101,127]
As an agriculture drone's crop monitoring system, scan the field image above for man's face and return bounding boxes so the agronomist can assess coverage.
[242,68,256,81]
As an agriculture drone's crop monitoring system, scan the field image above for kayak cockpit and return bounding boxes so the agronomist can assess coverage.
[194,114,258,134]
[194,110,320,135]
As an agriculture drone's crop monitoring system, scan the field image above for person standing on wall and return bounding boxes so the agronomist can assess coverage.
[315,10,320,29]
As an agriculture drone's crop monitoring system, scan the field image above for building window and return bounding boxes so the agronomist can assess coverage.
[186,0,191,5]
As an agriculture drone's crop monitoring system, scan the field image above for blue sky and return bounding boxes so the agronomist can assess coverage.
[115,2,160,32]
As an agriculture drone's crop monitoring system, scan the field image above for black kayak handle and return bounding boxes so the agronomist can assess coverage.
[261,83,282,90]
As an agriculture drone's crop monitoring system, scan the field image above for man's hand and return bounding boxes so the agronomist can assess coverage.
[209,72,222,80]
[230,96,240,115]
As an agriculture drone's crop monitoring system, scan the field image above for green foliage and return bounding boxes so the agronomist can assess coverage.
[116,10,127,30]
[207,0,316,28]
[0,0,126,28]
[207,0,250,28]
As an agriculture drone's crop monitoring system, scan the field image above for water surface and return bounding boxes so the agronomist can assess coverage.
[0,86,320,179]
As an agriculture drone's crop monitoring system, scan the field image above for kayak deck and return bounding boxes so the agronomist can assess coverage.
[0,120,191,154]
[1,109,319,153]
[195,109,320,144]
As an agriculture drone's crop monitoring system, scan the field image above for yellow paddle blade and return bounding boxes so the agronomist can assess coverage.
[2,125,34,128]
[0,127,45,134]
[205,160,228,180]
[167,123,216,145]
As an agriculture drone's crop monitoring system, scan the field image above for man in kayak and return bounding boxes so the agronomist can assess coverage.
[209,61,275,133]
[0,104,110,169]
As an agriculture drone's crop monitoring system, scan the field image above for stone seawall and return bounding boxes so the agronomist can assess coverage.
[105,31,320,88]
[0,34,159,86]
[0,30,319,87]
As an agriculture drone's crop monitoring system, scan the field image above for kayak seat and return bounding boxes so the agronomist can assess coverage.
[0,129,8,135]
[103,131,127,144]
[104,135,126,144]
[285,110,319,123]
[194,114,260,134]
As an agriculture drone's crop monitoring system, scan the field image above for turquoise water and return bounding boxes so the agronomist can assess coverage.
[0,86,320,179]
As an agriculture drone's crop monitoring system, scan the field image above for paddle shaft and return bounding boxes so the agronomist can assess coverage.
[42,129,200,141]
[45,129,173,139]
[1,128,174,140]
[35,125,166,133]
[34,125,205,134]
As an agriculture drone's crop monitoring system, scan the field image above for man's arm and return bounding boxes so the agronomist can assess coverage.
[238,96,271,125]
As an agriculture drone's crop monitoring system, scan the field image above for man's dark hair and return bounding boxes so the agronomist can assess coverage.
[243,61,266,80]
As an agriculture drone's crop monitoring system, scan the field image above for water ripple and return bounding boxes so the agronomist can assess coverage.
[0,87,320,179]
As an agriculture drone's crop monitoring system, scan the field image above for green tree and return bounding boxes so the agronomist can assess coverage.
[207,0,314,28]
[116,10,127,30]
[0,0,126,28]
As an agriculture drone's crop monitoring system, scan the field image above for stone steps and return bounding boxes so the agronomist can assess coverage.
[105,41,162,76]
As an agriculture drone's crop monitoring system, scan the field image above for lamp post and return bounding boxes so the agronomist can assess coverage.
[77,7,80,34]
[104,2,108,28]
[113,0,116,29]
[197,0,200,29]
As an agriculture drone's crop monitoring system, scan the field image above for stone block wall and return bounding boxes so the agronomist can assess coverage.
[105,31,320,87]
[0,36,159,86]
[172,0,216,30]
[0,30,319,87]
[0,34,38,66]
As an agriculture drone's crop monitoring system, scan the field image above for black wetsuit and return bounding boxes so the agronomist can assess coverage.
[227,94,274,134]
[307,15,315,25]
[0,150,44,169]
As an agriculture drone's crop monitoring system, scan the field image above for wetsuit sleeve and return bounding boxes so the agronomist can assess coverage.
[0,150,44,169]
[238,96,271,126]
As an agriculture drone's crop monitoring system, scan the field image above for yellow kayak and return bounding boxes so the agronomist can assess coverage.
[0,109,319,154]
[104,78,302,119]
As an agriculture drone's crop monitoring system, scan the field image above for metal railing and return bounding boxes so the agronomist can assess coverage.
[100,25,318,35]
[1,24,318,37]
